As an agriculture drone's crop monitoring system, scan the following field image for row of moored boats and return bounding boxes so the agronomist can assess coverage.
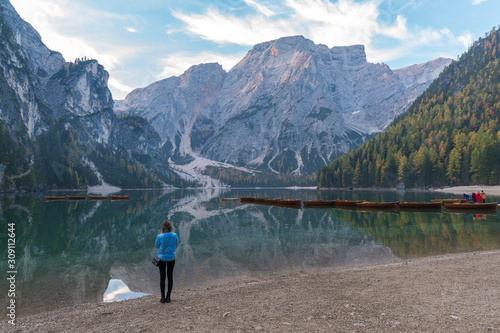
[45,195,130,202]
[239,197,499,211]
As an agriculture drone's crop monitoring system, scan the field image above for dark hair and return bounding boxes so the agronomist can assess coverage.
[162,220,172,233]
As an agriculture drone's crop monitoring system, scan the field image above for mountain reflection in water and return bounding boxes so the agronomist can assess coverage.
[1,189,500,317]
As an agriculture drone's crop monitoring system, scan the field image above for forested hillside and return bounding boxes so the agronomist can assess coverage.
[318,26,500,188]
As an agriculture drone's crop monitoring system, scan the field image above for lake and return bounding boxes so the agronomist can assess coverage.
[1,188,500,317]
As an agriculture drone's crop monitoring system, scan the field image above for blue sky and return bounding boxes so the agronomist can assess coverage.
[10,0,500,99]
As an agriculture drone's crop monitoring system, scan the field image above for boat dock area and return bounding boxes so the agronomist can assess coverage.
[238,197,499,213]
[45,195,130,202]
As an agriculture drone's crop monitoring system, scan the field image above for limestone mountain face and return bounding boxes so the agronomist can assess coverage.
[0,0,64,138]
[0,0,168,188]
[118,36,452,175]
[1,0,113,144]
[115,63,226,160]
[44,60,115,145]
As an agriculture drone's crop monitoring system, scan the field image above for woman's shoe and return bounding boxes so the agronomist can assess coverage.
[166,293,171,303]
[160,296,166,303]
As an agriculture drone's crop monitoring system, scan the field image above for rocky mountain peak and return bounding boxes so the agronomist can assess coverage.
[178,62,226,90]
[115,62,226,152]
[394,57,452,88]
[44,60,113,120]
[331,44,367,66]
[0,0,64,81]
[117,34,452,177]
[245,36,367,67]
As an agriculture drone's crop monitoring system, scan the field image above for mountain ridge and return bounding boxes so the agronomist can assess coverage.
[117,35,452,179]
[317,26,500,188]
[0,0,170,190]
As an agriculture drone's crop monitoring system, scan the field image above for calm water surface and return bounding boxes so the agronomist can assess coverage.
[1,189,500,317]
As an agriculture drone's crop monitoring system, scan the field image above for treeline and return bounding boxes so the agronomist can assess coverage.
[318,26,500,188]
[1,118,165,190]
[204,166,317,187]
[35,121,99,189]
[0,121,35,189]
[89,146,162,189]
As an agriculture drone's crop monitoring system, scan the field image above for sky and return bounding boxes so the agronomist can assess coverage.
[9,0,500,100]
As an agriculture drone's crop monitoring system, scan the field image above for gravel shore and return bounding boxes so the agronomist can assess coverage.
[436,185,500,197]
[4,250,500,332]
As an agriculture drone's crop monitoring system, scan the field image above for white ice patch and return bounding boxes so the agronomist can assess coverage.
[103,279,149,302]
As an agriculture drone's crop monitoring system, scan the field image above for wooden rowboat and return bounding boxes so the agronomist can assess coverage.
[444,202,498,210]
[254,197,270,203]
[303,200,336,208]
[356,201,400,209]
[89,195,109,201]
[45,196,66,202]
[271,199,302,209]
[264,199,283,205]
[400,202,443,209]
[240,197,256,203]
[110,195,130,201]
[264,199,302,207]
[66,196,86,201]
[335,200,363,206]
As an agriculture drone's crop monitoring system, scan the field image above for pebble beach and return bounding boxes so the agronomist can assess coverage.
[5,250,500,332]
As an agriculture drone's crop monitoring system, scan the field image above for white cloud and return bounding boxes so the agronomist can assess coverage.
[472,0,488,5]
[458,33,473,48]
[172,9,296,46]
[10,0,133,70]
[368,26,471,65]
[378,15,408,40]
[173,0,410,50]
[157,51,244,80]
[42,28,120,69]
[173,0,476,66]
[108,78,135,100]
[285,0,380,46]
[126,27,138,33]
[242,0,276,17]
[11,0,65,26]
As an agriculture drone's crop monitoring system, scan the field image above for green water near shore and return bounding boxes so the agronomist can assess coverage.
[1,189,500,317]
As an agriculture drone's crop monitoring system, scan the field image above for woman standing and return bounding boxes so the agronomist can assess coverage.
[155,220,179,303]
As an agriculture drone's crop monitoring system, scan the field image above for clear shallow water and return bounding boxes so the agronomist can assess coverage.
[1,188,500,316]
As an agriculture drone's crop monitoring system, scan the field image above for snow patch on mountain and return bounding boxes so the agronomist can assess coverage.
[169,156,254,188]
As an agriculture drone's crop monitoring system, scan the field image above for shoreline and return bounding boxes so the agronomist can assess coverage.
[433,185,500,196]
[3,184,500,195]
[7,250,500,332]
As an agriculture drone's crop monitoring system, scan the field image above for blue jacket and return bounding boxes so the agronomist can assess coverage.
[155,232,179,261]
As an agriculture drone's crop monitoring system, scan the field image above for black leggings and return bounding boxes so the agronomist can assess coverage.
[159,260,175,296]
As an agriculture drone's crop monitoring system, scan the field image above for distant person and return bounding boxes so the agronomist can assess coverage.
[472,192,477,203]
[462,193,470,201]
[476,192,481,204]
[155,220,179,303]
[481,191,486,203]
